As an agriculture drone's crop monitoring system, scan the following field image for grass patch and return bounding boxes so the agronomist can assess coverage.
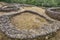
[0,0,60,7]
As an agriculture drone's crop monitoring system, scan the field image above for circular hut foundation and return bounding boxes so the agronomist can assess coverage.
[0,3,60,40]
[45,7,60,21]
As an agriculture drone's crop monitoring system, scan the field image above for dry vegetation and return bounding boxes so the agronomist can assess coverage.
[11,12,48,30]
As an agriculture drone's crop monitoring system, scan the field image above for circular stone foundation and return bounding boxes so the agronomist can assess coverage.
[45,7,60,21]
[0,10,60,40]
[0,3,60,40]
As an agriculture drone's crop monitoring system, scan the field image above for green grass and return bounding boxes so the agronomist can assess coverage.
[0,0,60,7]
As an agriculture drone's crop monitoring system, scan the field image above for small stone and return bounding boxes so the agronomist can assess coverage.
[45,36,49,39]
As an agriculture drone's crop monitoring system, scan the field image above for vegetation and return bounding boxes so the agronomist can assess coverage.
[0,0,60,7]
